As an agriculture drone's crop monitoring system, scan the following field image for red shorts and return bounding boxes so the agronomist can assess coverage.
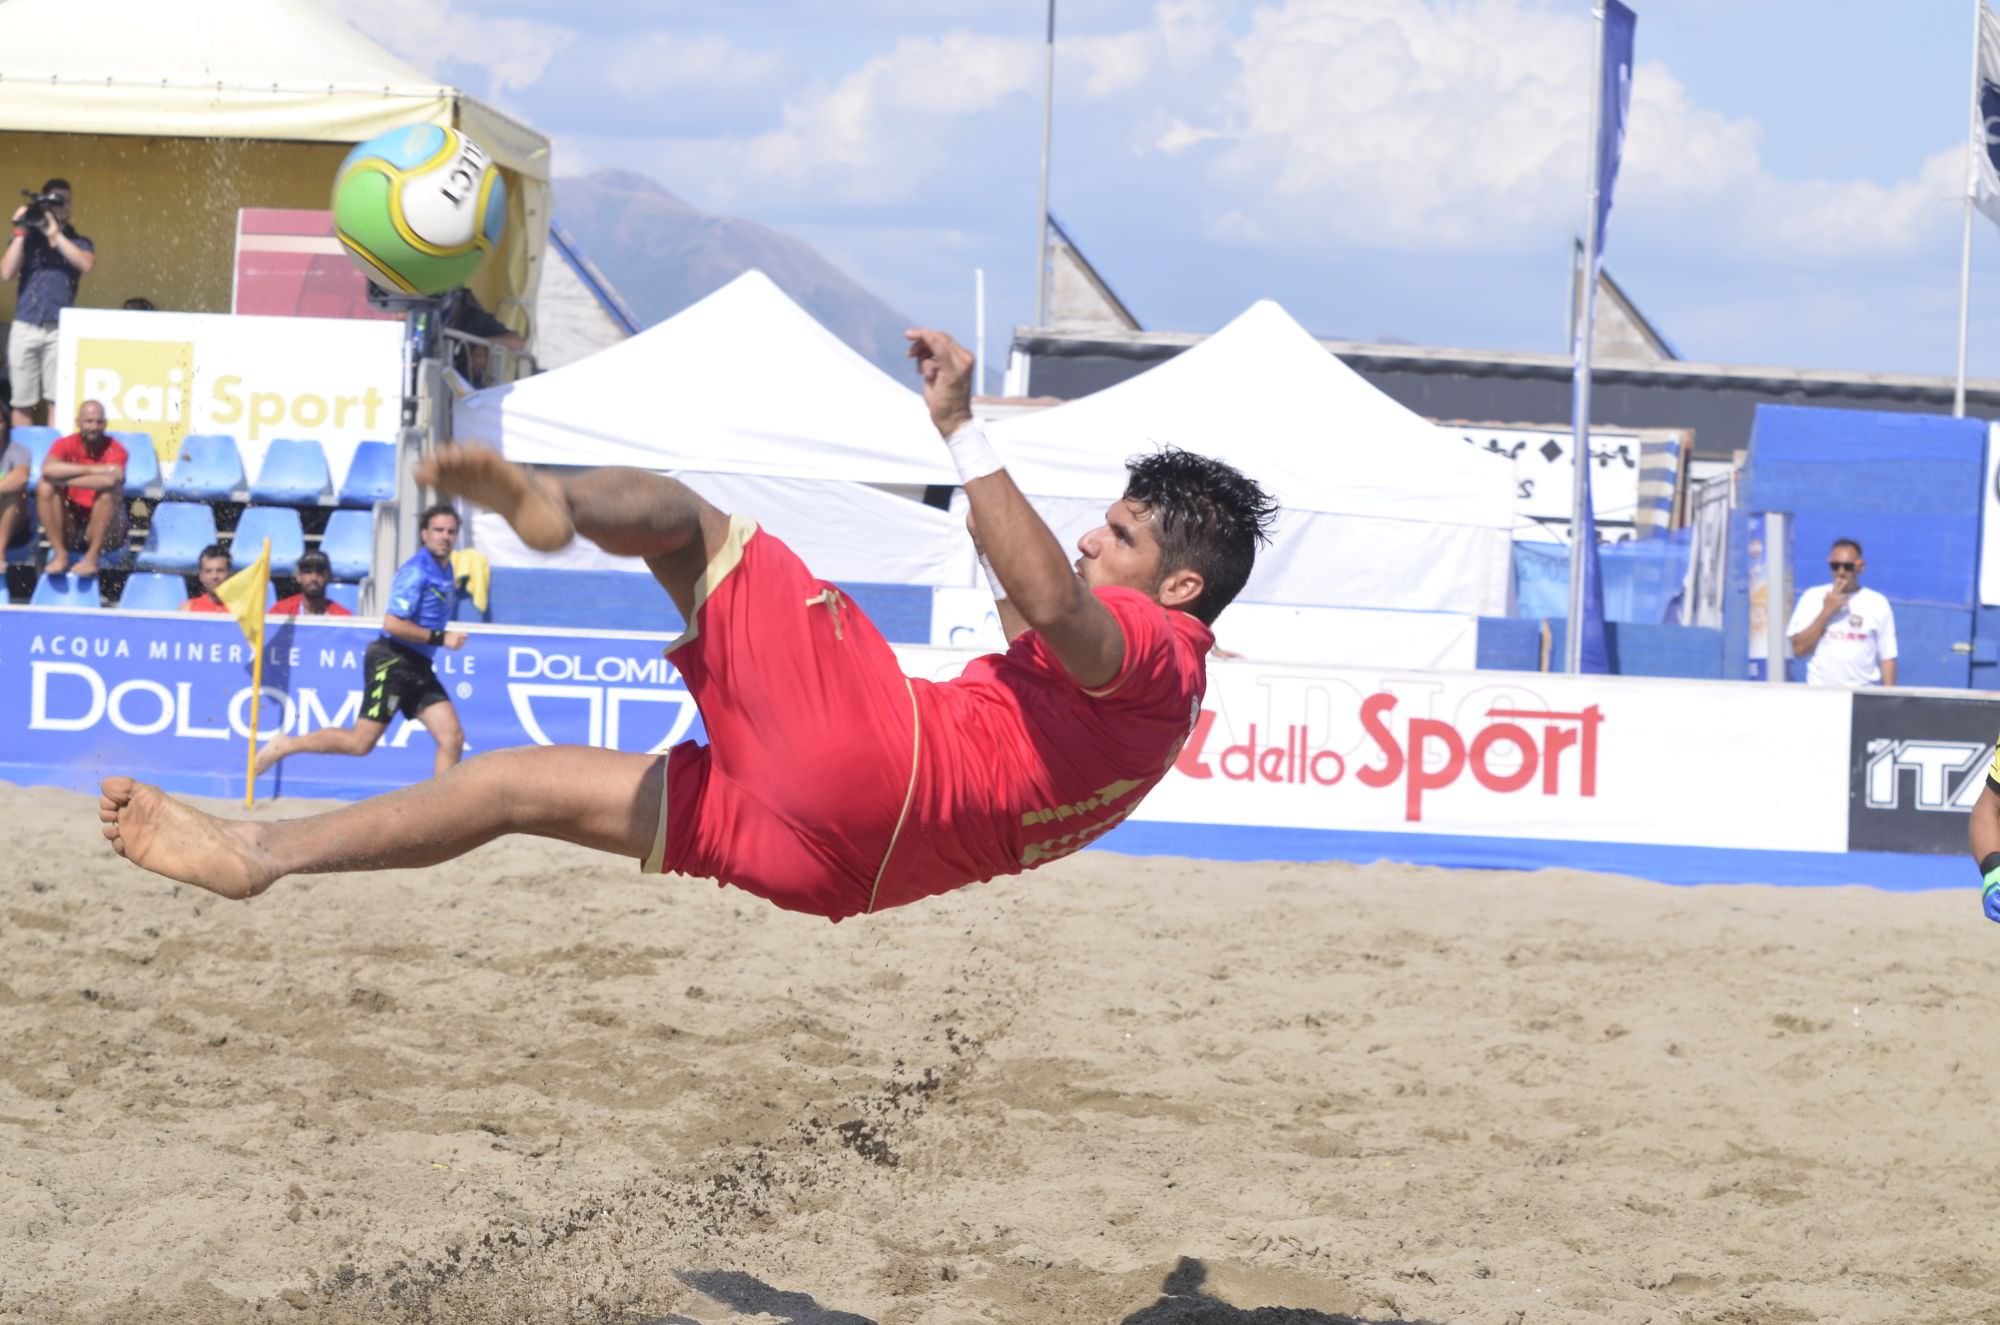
[642,518,918,921]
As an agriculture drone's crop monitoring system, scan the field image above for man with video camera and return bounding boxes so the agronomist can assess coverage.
[2,178,95,428]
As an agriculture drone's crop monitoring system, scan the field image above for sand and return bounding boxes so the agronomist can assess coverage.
[3,780,1998,1324]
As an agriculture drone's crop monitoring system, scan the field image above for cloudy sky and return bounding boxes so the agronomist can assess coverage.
[335,0,2000,379]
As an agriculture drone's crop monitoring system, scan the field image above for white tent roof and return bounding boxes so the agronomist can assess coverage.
[992,299,1512,527]
[0,0,547,176]
[455,269,956,488]
[988,299,1516,614]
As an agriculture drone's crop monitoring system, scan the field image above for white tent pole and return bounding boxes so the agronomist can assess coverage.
[1565,2,1609,675]
[1033,0,1056,326]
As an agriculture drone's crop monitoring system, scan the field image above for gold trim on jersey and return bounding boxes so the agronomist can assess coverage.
[664,514,758,656]
[866,677,921,914]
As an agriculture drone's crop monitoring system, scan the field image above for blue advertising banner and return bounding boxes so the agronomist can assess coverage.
[0,608,705,801]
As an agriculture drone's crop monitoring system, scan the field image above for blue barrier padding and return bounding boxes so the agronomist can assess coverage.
[1513,532,1692,625]
[1094,820,1972,892]
[473,567,935,643]
[1510,617,1724,679]
[1476,616,1542,671]
[1745,403,1983,614]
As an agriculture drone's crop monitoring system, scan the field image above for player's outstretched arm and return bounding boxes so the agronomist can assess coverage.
[907,328,1122,689]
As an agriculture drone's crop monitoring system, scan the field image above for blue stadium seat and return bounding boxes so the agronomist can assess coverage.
[321,508,373,581]
[110,432,161,494]
[18,427,60,488]
[118,571,191,612]
[327,581,361,614]
[163,433,245,500]
[134,501,218,573]
[231,506,305,576]
[251,438,333,505]
[339,440,397,508]
[30,572,99,609]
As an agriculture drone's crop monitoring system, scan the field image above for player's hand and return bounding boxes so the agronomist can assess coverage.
[1823,589,1852,618]
[443,631,468,650]
[906,328,974,438]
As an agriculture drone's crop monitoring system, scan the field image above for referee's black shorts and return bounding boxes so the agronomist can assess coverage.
[360,638,451,724]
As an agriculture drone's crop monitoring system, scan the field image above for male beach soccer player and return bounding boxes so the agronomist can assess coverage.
[98,330,1276,918]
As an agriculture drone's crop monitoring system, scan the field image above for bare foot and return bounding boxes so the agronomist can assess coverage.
[44,550,70,575]
[252,734,290,777]
[99,777,276,900]
[416,445,573,551]
[71,555,98,579]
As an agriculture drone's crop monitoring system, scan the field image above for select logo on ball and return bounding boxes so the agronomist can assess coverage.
[331,124,507,295]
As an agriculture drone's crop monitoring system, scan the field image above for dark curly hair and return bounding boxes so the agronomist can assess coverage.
[1122,448,1278,625]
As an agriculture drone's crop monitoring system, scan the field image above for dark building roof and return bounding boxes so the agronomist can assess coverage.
[1013,327,2000,462]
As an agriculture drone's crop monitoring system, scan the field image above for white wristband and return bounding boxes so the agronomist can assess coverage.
[945,419,1004,484]
[978,552,1006,600]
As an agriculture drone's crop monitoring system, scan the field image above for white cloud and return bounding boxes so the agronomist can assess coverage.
[658,3,1211,209]
[1173,0,1959,261]
[603,33,783,99]
[330,0,572,97]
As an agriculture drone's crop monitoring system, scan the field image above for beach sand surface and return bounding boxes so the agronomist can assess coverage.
[3,783,1998,1324]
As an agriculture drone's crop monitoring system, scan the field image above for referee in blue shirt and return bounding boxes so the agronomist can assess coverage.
[255,504,468,780]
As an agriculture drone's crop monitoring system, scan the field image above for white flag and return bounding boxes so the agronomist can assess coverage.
[1975,0,2000,228]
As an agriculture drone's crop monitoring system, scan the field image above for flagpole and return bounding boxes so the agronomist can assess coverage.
[1566,3,1610,675]
[244,637,264,809]
[1033,0,1056,326]
[1958,0,1983,418]
[241,537,270,809]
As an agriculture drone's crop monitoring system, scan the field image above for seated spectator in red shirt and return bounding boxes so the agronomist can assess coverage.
[273,550,350,616]
[37,398,127,577]
[183,544,232,612]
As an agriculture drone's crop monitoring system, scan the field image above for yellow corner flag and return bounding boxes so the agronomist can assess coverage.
[214,538,271,808]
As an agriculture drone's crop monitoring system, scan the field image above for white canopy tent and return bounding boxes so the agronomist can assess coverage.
[454,270,976,587]
[987,300,1516,616]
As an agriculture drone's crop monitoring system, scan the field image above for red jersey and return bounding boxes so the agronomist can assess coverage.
[184,596,229,613]
[272,593,352,616]
[45,433,128,511]
[880,586,1212,909]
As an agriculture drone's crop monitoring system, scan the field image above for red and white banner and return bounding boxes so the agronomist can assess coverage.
[897,648,1853,853]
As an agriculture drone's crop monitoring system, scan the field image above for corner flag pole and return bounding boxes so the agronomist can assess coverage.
[244,640,265,810]
[1958,0,1983,418]
[1033,0,1056,326]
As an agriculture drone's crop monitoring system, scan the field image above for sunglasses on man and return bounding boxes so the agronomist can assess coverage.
[1829,560,1858,572]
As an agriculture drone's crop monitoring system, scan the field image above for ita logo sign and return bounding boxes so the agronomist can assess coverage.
[1847,691,2000,855]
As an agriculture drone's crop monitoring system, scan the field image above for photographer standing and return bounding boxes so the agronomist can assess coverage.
[1,178,94,428]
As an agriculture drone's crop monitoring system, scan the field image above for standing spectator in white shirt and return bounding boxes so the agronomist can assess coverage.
[1787,538,1897,687]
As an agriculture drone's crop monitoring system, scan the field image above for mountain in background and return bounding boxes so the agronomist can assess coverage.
[551,169,917,381]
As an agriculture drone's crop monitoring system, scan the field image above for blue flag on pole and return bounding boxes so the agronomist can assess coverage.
[1569,0,1635,675]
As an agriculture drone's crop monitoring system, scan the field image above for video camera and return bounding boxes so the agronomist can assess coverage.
[18,189,63,229]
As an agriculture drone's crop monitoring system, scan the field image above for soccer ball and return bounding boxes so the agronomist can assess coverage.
[332,125,507,296]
